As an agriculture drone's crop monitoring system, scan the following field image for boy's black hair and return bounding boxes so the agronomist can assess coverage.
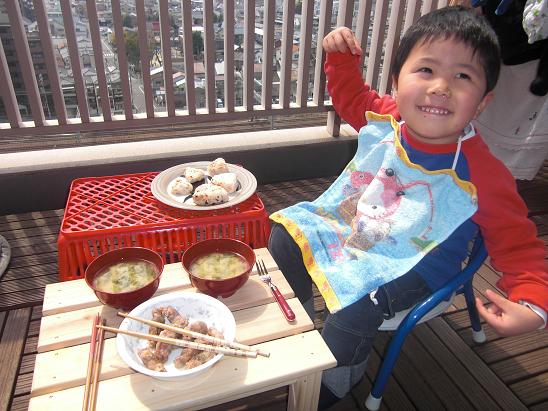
[391,6,501,94]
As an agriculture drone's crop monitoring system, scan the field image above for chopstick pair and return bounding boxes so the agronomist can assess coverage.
[98,324,259,358]
[83,314,106,411]
[110,311,269,358]
[117,312,270,358]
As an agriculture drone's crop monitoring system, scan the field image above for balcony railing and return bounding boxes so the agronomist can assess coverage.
[0,0,447,140]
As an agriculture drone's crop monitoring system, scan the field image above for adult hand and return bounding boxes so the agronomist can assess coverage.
[322,27,362,55]
[476,289,544,336]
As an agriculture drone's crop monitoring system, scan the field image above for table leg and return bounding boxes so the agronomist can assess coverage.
[287,371,322,411]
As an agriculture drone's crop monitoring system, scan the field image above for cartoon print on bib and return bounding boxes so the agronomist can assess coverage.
[346,166,435,253]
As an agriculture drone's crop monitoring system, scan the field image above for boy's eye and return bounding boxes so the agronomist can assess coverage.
[418,67,432,73]
[456,72,471,80]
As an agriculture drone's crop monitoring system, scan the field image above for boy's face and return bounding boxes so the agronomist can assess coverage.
[393,37,493,145]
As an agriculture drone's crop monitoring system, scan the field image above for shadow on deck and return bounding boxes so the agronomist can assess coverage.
[1,163,547,411]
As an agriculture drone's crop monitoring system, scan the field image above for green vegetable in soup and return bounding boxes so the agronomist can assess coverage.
[93,260,158,293]
[190,252,248,280]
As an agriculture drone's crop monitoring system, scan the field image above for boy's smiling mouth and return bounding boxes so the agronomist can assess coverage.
[418,105,450,115]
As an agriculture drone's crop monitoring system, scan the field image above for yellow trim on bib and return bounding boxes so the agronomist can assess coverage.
[270,212,342,312]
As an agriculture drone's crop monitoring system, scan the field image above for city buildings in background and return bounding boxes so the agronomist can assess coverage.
[0,0,356,122]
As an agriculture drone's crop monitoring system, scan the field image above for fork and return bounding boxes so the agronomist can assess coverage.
[256,260,296,322]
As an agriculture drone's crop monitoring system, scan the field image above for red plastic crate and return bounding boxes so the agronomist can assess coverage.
[57,172,271,281]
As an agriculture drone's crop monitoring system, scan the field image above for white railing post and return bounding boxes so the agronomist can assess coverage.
[327,111,341,137]
[6,0,45,126]
[136,0,154,118]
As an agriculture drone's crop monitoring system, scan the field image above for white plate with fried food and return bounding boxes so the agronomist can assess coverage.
[116,293,236,380]
[151,159,257,210]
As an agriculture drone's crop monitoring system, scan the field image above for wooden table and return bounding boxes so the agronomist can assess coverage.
[29,248,336,410]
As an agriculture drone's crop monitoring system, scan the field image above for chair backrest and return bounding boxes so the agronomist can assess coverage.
[378,234,487,331]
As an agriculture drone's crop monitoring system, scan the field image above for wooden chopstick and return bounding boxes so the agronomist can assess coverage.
[118,312,270,358]
[82,314,100,411]
[82,316,106,411]
[89,318,106,411]
[98,324,258,358]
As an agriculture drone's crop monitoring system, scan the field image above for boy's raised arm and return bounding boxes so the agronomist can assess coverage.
[322,28,400,132]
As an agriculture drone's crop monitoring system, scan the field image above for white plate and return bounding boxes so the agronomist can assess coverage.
[151,161,257,210]
[116,292,236,380]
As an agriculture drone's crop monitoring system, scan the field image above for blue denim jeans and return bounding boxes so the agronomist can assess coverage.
[268,223,431,399]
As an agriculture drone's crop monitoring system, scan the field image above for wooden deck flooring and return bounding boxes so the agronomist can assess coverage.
[1,163,547,411]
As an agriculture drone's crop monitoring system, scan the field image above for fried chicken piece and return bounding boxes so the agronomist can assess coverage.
[147,307,166,349]
[173,347,201,368]
[189,320,208,335]
[155,328,177,362]
[138,348,166,372]
[170,314,189,339]
[162,305,181,323]
[171,314,189,328]
[207,326,224,342]
[159,306,189,337]
[182,351,216,370]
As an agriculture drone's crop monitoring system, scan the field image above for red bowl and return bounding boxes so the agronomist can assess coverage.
[85,247,164,311]
[182,239,255,298]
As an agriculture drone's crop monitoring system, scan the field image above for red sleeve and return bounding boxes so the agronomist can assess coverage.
[324,52,400,132]
[466,139,548,315]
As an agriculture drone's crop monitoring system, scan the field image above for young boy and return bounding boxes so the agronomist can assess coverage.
[268,6,547,409]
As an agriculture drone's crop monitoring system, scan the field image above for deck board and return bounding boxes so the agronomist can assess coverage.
[373,332,448,410]
[474,330,548,363]
[400,329,479,409]
[361,348,414,411]
[0,308,32,411]
[412,323,502,410]
[510,372,548,406]
[427,318,528,410]
[531,400,548,411]
[491,347,548,383]
[0,164,547,410]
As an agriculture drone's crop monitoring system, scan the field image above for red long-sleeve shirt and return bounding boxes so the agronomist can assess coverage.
[325,52,548,318]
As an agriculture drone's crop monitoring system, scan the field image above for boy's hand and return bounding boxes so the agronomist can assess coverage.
[323,27,362,55]
[476,289,544,336]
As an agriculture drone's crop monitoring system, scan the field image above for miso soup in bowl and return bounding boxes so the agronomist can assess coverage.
[189,252,249,280]
[93,259,158,293]
[85,247,164,310]
[182,239,255,298]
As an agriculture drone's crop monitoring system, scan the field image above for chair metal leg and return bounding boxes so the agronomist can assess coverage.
[365,322,413,410]
[365,393,382,411]
[463,279,486,343]
[364,236,487,409]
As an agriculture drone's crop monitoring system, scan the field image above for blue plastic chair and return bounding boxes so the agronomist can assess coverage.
[365,234,488,410]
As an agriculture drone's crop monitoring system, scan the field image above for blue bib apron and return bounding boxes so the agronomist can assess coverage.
[271,113,478,312]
